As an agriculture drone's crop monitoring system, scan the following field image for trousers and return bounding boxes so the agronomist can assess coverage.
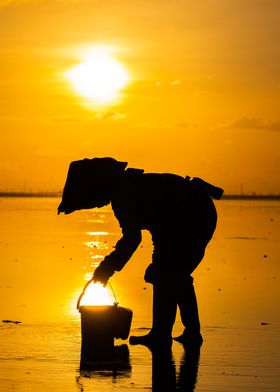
[150,275,201,338]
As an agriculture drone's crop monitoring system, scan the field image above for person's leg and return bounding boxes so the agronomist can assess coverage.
[130,279,177,346]
[152,280,177,337]
[174,276,203,346]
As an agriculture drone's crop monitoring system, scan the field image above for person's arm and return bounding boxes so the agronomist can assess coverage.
[93,224,142,285]
[106,225,142,270]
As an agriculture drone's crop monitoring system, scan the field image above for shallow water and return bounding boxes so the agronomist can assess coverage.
[0,197,279,391]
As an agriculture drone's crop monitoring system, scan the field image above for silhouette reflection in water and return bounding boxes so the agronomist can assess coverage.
[78,341,200,391]
[177,346,200,391]
[151,345,200,392]
[77,344,131,389]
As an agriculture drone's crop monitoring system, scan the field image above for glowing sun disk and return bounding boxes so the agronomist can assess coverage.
[65,46,130,105]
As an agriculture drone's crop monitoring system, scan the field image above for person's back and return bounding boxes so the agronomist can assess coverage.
[111,169,217,274]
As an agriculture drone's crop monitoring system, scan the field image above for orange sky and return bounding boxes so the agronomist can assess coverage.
[0,0,279,194]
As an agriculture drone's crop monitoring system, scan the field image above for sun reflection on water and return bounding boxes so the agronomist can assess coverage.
[84,241,109,250]
[86,231,109,236]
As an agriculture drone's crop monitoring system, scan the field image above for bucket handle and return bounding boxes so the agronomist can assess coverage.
[76,279,92,310]
[76,280,119,310]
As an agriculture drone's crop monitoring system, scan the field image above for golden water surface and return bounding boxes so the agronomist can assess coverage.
[0,197,279,391]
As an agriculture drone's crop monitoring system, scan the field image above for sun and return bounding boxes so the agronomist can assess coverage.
[65,46,130,106]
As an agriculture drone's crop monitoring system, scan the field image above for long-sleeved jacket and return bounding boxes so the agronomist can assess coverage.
[104,169,218,275]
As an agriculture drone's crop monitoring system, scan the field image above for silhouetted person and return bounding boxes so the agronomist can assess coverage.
[58,157,223,347]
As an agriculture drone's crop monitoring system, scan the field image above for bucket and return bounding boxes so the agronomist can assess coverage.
[77,281,133,364]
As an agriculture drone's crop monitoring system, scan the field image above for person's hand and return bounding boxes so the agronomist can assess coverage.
[93,260,115,286]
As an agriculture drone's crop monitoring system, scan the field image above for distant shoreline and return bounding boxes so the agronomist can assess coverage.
[0,192,62,198]
[222,194,280,200]
[0,192,279,200]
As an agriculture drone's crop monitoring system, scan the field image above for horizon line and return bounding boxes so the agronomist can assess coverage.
[0,191,280,200]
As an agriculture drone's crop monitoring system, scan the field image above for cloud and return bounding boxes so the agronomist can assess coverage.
[154,80,182,87]
[51,116,85,123]
[175,121,198,129]
[51,111,126,123]
[94,111,126,121]
[219,116,280,131]
[170,80,181,86]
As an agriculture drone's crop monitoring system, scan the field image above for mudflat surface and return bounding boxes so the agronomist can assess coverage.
[0,197,279,391]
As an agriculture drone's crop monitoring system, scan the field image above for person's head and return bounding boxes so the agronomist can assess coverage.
[58,157,127,214]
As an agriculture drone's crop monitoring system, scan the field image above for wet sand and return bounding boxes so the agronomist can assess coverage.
[0,197,279,391]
